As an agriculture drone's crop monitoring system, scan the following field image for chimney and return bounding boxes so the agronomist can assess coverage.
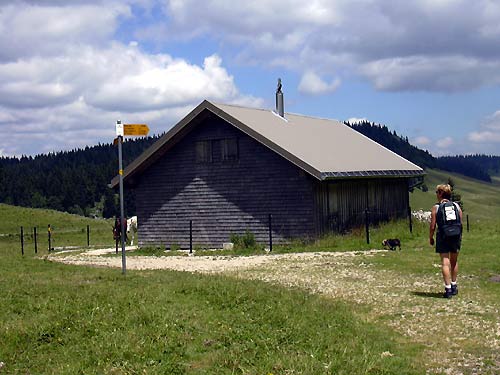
[276,78,284,117]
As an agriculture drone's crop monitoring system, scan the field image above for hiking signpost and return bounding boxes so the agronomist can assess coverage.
[115,121,149,275]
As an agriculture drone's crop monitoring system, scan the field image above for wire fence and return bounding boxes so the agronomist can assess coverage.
[11,225,113,255]
[11,209,471,254]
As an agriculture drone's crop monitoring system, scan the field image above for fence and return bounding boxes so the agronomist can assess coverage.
[326,207,471,245]
[18,224,93,255]
[15,210,471,254]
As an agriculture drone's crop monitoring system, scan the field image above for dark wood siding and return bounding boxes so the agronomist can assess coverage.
[135,114,317,248]
[314,178,409,233]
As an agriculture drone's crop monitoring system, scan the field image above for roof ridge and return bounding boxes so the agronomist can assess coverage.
[212,101,342,123]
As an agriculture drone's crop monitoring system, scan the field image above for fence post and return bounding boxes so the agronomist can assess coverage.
[364,209,370,244]
[408,206,413,233]
[87,225,90,247]
[466,214,469,232]
[189,220,193,254]
[34,227,37,254]
[268,214,273,252]
[21,226,24,256]
[48,224,52,252]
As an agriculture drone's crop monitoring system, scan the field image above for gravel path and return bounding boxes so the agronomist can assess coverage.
[49,248,500,375]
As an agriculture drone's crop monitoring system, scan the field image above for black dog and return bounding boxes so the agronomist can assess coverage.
[382,238,401,251]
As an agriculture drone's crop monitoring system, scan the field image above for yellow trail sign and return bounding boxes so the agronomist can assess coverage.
[123,124,149,136]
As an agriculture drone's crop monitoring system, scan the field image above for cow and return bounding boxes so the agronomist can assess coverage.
[126,216,138,246]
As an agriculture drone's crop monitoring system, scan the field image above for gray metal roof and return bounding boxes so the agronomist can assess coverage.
[111,100,424,188]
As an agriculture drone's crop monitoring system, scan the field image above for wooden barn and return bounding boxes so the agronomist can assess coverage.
[111,99,424,248]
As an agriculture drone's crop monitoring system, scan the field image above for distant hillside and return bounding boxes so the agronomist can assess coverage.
[346,121,497,182]
[345,121,437,169]
[0,136,160,218]
[1,119,499,218]
[410,168,500,220]
[435,155,500,182]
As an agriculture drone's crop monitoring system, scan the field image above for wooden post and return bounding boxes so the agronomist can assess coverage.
[34,227,37,254]
[48,224,52,252]
[268,214,273,252]
[365,209,370,244]
[20,226,24,256]
[189,220,193,254]
[87,225,90,247]
[466,214,469,232]
[408,206,413,233]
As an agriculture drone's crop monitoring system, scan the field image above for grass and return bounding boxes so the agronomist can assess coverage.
[410,168,500,220]
[0,238,422,374]
[0,203,115,250]
[1,169,500,373]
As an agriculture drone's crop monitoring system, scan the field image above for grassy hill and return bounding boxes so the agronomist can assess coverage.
[410,168,500,221]
[0,203,115,248]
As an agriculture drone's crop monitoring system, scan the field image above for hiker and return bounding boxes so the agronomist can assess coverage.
[113,216,128,251]
[429,184,463,298]
[113,217,120,253]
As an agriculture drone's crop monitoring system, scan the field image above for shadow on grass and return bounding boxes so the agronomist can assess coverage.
[411,291,443,298]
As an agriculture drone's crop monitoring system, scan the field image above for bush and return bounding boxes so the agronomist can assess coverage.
[230,230,257,249]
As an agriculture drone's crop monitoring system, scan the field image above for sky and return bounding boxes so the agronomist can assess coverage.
[1,0,500,157]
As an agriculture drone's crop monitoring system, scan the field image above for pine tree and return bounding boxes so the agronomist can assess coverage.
[447,177,464,211]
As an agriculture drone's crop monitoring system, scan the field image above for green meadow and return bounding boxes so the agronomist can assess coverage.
[1,169,499,374]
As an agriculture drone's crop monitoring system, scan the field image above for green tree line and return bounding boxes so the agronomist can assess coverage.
[1,122,499,218]
[346,121,500,182]
[0,136,160,218]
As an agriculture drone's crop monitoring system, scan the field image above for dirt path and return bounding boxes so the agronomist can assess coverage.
[49,248,500,375]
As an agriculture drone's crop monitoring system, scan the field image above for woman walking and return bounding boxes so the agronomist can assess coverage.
[429,184,463,298]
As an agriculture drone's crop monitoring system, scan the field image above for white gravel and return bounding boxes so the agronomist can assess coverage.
[49,247,384,273]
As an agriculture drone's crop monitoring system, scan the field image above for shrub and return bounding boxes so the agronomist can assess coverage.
[230,230,256,249]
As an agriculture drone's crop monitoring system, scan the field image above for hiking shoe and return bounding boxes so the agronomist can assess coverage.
[451,284,458,296]
[443,288,453,299]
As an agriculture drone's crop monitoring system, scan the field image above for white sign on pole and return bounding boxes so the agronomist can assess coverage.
[116,120,124,137]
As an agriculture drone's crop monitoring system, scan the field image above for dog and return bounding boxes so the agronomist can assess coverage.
[382,238,401,251]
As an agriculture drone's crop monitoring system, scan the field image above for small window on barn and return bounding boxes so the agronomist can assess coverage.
[221,138,238,162]
[196,140,212,163]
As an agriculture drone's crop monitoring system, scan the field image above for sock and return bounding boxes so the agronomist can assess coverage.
[451,281,457,286]
[445,284,451,289]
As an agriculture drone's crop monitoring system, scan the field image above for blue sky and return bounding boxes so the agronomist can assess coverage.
[1,0,500,157]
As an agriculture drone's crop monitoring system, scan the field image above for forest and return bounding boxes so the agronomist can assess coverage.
[0,136,160,218]
[346,121,498,183]
[1,122,499,218]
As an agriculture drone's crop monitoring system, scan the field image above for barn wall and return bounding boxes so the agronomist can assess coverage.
[314,178,410,233]
[135,113,317,248]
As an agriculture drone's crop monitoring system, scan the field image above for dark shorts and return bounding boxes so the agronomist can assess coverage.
[436,232,461,254]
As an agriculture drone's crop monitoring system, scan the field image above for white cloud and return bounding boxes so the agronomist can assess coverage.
[346,117,368,124]
[0,3,130,62]
[414,136,431,146]
[85,49,243,112]
[0,43,254,112]
[436,136,454,149]
[468,131,500,143]
[298,71,341,95]
[468,110,500,143]
[360,55,500,92]
[3,1,500,156]
[147,0,500,93]
[0,2,263,156]
[0,47,260,155]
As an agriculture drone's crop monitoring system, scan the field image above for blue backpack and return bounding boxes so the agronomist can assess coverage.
[437,201,462,237]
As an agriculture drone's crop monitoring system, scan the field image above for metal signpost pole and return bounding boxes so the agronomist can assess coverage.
[114,120,149,275]
[116,120,127,275]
